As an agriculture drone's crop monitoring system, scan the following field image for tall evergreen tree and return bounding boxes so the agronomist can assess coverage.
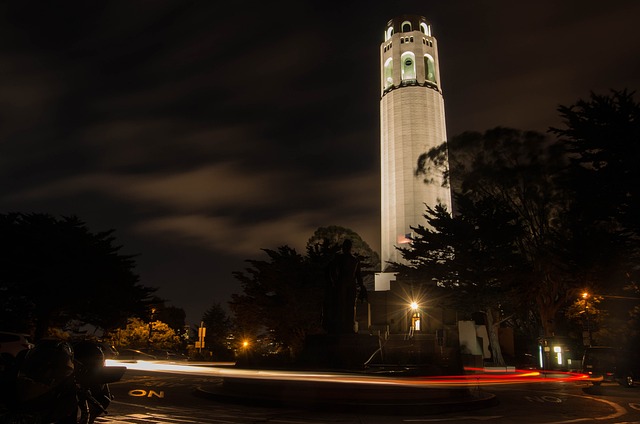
[393,198,528,365]
[551,89,640,294]
[230,226,375,358]
[551,89,640,240]
[551,89,640,349]
[230,246,325,358]
[415,128,575,338]
[201,302,233,360]
[0,213,155,339]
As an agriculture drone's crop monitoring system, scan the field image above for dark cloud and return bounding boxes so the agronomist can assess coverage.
[1,1,639,324]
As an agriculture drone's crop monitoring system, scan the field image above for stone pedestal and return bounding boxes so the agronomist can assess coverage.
[295,333,380,370]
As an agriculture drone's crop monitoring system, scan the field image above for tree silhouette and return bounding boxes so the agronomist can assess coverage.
[410,90,639,348]
[231,245,324,358]
[551,89,639,298]
[230,226,375,359]
[201,302,233,360]
[392,198,529,365]
[414,128,576,339]
[551,89,640,240]
[0,213,155,340]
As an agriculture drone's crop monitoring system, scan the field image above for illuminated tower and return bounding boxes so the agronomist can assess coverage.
[377,15,452,287]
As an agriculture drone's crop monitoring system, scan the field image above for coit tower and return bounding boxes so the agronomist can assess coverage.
[378,15,452,287]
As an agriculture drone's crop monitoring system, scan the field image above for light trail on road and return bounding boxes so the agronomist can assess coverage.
[105,359,591,388]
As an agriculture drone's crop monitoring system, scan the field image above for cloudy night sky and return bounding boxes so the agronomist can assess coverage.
[2,1,639,326]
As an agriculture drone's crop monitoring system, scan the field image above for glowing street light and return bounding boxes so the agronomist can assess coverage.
[409,301,421,333]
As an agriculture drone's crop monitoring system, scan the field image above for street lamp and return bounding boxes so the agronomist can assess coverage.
[582,292,592,347]
[148,307,157,349]
[409,301,421,332]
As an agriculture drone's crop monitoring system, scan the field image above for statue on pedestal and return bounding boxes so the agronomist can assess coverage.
[323,239,366,334]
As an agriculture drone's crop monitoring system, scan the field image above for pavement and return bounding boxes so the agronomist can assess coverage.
[194,370,498,415]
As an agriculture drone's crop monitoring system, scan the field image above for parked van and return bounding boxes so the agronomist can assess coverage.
[582,346,638,387]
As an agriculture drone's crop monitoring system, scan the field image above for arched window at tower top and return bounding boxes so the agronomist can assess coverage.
[384,58,393,90]
[420,22,431,36]
[424,54,437,85]
[385,26,394,41]
[401,21,412,32]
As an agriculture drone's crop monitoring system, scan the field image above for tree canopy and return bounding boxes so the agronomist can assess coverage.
[552,89,640,349]
[0,212,156,339]
[230,226,374,358]
[402,89,640,351]
[551,89,640,294]
[412,128,574,337]
[551,89,640,241]
[104,317,180,350]
[201,302,234,360]
[230,245,325,358]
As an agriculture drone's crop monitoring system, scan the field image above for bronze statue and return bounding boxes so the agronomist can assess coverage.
[324,239,366,334]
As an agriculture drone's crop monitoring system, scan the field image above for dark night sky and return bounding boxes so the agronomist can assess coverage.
[2,1,639,326]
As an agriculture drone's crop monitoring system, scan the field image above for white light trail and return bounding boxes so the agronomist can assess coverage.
[105,359,590,388]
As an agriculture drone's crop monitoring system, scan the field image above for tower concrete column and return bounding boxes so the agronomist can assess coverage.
[377,15,452,289]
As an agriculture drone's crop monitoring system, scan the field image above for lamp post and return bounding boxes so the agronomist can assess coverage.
[409,301,421,334]
[582,292,592,347]
[148,307,156,349]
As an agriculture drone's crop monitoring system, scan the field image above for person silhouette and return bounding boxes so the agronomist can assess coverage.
[324,239,366,334]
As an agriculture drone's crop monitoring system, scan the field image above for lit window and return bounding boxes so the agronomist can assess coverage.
[424,54,436,84]
[411,312,421,331]
[401,52,416,81]
[386,27,394,41]
[384,58,393,89]
[554,346,562,365]
[420,22,430,36]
